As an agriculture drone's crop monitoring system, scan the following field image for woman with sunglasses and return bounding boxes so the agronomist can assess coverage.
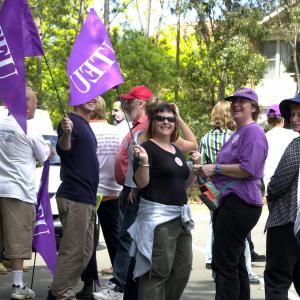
[196,87,268,300]
[129,101,198,300]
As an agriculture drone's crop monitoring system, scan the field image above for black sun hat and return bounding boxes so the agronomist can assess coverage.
[279,92,300,121]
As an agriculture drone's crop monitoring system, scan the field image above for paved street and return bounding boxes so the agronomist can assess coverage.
[0,204,299,300]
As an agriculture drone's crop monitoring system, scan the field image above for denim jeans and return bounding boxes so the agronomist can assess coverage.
[111,186,140,291]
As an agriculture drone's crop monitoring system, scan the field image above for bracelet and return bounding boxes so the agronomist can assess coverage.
[140,164,150,167]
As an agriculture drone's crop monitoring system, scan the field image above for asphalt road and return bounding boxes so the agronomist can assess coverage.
[0,204,299,300]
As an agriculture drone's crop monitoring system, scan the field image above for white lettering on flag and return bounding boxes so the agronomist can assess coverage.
[34,203,50,236]
[0,25,18,79]
[70,40,115,93]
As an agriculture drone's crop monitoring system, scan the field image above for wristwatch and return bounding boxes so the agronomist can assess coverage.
[214,164,221,174]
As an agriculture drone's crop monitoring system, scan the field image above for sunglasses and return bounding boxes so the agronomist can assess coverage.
[154,115,176,123]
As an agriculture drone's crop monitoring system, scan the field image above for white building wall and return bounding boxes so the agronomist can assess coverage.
[256,77,297,107]
[256,39,298,108]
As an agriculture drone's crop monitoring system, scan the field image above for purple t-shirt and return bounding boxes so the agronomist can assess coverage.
[212,122,268,206]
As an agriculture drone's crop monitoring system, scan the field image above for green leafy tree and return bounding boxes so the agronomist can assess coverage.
[20,0,269,136]
[106,28,177,97]
[152,0,267,140]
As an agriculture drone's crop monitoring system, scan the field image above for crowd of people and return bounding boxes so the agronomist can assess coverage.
[1,85,300,300]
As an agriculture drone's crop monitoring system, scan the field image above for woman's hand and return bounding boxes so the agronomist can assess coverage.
[170,103,181,119]
[171,103,198,153]
[194,164,215,178]
[133,145,150,188]
[190,151,201,164]
[128,188,139,204]
[194,163,252,179]
[133,144,149,165]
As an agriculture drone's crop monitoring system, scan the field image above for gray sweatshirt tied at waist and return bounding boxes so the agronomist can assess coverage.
[127,198,194,279]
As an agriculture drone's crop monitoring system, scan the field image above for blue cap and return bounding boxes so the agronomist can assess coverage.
[279,93,300,120]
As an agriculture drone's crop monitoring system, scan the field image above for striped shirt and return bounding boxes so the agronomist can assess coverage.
[200,128,234,164]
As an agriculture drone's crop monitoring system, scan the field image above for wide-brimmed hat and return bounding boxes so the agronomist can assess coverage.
[279,93,300,120]
[120,86,153,101]
[225,87,258,103]
[267,104,281,118]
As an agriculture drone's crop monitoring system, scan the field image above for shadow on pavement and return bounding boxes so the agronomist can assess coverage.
[182,280,215,299]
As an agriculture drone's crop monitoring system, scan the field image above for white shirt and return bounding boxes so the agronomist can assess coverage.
[116,119,132,142]
[0,115,50,204]
[264,126,299,191]
[90,120,123,197]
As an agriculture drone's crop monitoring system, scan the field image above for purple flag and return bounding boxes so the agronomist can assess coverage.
[67,9,124,106]
[0,0,43,133]
[32,160,57,277]
[21,0,44,56]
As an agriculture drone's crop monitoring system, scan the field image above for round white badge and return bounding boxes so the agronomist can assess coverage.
[175,157,183,166]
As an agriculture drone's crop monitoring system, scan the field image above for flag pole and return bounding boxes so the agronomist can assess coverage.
[43,55,66,117]
[30,251,37,290]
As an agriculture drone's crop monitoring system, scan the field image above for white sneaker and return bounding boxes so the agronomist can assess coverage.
[248,273,261,285]
[93,288,123,300]
[11,285,35,299]
[106,281,116,290]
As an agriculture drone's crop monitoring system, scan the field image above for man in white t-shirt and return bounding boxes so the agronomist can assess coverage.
[264,104,299,191]
[0,88,51,299]
[76,96,123,299]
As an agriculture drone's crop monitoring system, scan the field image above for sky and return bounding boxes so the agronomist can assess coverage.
[91,0,196,35]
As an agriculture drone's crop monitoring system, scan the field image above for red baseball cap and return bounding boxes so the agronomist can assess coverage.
[120,86,153,101]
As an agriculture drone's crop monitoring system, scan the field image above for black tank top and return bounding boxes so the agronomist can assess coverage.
[133,140,190,206]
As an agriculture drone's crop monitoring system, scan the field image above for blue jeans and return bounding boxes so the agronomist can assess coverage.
[110,186,140,291]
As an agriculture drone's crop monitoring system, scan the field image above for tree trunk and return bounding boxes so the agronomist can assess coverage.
[145,0,152,39]
[292,34,300,92]
[175,0,181,102]
[155,0,165,43]
[104,0,110,31]
[76,0,85,36]
[218,71,226,101]
[136,0,145,35]
[225,0,232,12]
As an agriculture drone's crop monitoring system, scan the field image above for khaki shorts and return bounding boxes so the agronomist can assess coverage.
[0,197,35,259]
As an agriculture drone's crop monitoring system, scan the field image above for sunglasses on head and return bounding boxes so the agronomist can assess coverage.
[154,115,176,123]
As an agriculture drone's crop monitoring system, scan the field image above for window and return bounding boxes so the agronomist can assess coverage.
[280,41,292,74]
[261,41,276,78]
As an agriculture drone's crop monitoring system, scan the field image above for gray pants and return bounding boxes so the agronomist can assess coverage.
[138,218,193,300]
[51,198,95,300]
